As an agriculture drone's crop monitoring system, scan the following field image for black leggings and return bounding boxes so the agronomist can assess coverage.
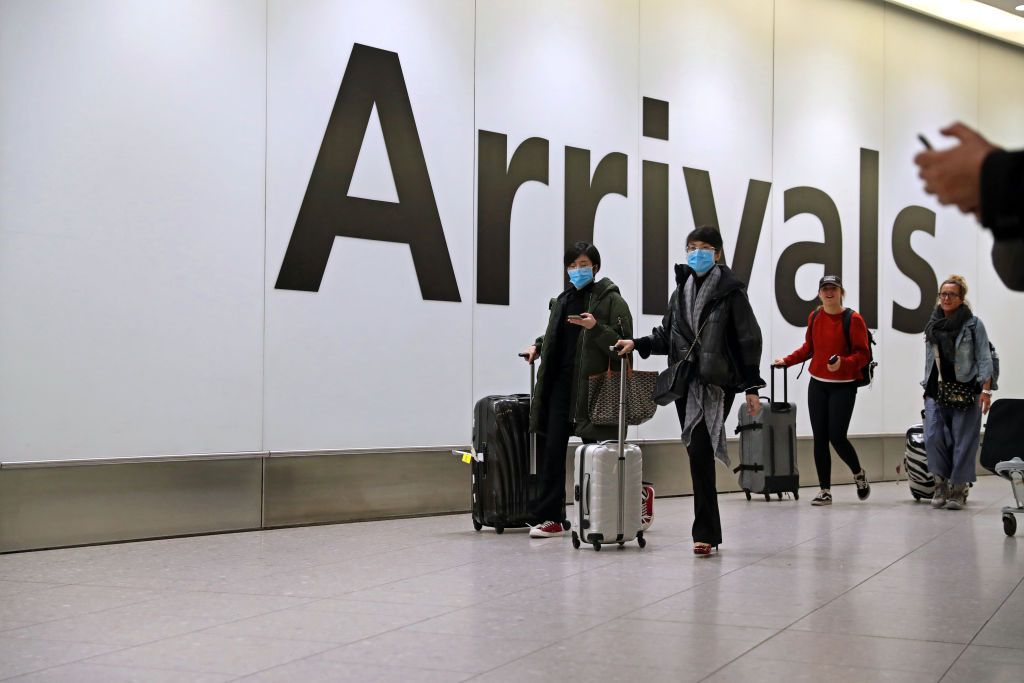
[807,378,861,489]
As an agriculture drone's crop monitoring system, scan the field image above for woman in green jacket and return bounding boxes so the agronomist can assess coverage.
[520,242,644,538]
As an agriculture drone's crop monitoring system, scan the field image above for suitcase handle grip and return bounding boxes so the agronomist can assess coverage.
[582,472,591,517]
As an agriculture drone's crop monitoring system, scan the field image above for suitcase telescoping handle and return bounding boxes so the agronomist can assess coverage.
[610,348,628,456]
[517,352,538,475]
[770,365,791,412]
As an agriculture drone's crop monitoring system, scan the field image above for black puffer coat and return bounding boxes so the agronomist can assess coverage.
[634,263,765,393]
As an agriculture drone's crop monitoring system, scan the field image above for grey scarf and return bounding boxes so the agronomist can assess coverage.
[681,265,729,466]
[925,304,972,363]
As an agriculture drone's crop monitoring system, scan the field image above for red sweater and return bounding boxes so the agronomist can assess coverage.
[781,309,870,382]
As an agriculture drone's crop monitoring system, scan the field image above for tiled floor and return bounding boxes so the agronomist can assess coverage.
[1,476,1022,682]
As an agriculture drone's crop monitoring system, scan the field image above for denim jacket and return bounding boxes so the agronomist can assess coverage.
[921,315,994,388]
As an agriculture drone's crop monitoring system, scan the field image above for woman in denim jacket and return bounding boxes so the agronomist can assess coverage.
[921,275,994,510]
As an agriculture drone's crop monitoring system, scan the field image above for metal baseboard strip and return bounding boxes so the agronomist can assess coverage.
[0,456,264,553]
[0,434,966,553]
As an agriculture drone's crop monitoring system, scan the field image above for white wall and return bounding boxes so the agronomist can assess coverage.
[0,0,266,461]
[2,0,1024,462]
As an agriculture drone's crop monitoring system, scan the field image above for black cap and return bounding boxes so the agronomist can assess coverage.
[819,274,842,288]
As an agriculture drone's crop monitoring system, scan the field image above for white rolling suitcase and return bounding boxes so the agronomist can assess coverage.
[571,352,647,551]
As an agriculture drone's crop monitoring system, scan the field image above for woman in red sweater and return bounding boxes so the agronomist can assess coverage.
[774,275,872,506]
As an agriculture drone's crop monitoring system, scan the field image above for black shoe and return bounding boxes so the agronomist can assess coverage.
[854,470,871,501]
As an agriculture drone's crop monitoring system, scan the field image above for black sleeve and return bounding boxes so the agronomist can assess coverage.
[729,290,766,392]
[992,237,1024,292]
[981,149,1024,239]
[633,289,676,359]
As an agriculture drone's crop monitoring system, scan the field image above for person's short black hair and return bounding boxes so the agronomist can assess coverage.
[685,226,724,252]
[564,241,601,269]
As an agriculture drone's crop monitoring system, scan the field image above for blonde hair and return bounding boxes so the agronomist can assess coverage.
[939,274,968,301]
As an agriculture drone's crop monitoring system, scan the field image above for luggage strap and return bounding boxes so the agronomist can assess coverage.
[732,463,765,473]
[734,423,763,434]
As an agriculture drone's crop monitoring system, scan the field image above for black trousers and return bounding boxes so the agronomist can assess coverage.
[533,373,594,522]
[807,378,861,489]
[675,400,722,546]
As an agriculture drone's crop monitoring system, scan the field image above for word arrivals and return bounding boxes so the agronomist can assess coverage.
[277,43,938,334]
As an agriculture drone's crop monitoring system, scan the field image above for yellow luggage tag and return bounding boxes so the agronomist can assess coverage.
[451,448,478,464]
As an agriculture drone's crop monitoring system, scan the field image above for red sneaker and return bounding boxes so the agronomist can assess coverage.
[641,484,655,531]
[529,521,565,538]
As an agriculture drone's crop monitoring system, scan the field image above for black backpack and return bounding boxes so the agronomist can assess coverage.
[805,308,877,388]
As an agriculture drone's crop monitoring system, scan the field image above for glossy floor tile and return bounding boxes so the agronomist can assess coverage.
[0,476,1021,681]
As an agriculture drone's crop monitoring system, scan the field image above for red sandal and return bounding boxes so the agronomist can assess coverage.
[693,542,716,556]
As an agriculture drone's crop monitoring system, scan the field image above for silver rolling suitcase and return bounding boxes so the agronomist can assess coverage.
[571,352,646,551]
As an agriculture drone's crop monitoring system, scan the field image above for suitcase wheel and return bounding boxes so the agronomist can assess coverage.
[495,526,504,535]
[744,490,751,501]
[561,520,571,531]
[764,493,771,502]
[1004,513,1017,537]
[571,531,581,549]
[637,532,647,549]
[777,492,783,500]
[593,541,601,551]
[793,490,799,501]
[617,542,625,548]
[472,520,483,531]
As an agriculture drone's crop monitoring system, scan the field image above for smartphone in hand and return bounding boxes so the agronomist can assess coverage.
[567,314,584,321]
[917,133,933,150]
[828,354,839,365]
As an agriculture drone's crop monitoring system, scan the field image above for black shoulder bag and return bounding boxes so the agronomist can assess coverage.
[652,318,709,406]
[933,344,978,411]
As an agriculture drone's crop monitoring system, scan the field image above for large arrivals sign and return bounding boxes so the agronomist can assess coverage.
[278,43,940,335]
[3,0,1022,462]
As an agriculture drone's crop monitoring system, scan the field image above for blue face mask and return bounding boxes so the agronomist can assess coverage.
[687,249,716,275]
[567,266,594,289]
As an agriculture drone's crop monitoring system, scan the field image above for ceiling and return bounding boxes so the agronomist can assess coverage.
[974,1,1024,15]
[887,0,1024,47]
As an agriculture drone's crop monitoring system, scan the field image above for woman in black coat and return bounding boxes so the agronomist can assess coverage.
[616,227,765,555]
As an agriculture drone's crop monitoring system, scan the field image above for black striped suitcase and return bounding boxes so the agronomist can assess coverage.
[904,424,934,500]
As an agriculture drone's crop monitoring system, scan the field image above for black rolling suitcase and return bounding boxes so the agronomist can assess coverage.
[734,366,800,501]
[978,399,1024,536]
[980,399,1024,474]
[470,360,539,534]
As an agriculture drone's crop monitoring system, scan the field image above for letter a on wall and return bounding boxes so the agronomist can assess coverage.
[275,44,461,301]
